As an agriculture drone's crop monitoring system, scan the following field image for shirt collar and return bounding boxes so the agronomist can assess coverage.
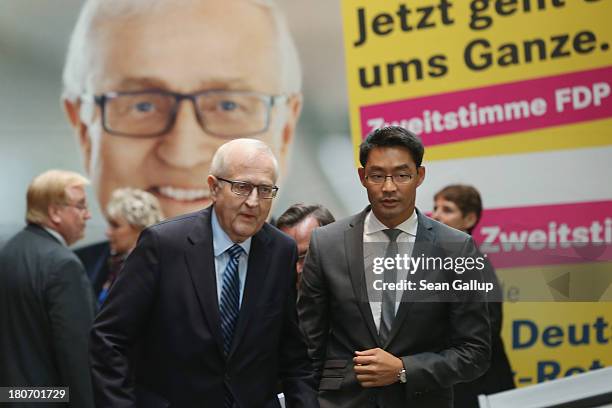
[211,207,251,257]
[42,226,67,247]
[364,208,418,237]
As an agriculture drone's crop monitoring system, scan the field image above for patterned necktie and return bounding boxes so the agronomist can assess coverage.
[219,244,244,408]
[220,244,244,355]
[380,229,401,344]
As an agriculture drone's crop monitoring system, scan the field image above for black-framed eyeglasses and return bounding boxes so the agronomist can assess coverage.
[365,173,415,184]
[216,177,278,199]
[81,90,288,138]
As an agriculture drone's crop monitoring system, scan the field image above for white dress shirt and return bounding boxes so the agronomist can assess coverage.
[363,209,418,332]
[43,226,67,247]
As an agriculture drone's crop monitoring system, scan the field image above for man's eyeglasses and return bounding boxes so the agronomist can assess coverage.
[82,90,287,138]
[216,177,278,199]
[365,174,415,184]
[63,202,88,211]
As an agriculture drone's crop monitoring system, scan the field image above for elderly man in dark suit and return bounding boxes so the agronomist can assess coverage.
[297,126,492,408]
[90,139,318,408]
[0,169,95,408]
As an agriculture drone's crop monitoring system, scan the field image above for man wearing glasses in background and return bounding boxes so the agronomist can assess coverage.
[0,170,95,408]
[61,0,302,277]
[297,126,491,408]
[90,139,318,407]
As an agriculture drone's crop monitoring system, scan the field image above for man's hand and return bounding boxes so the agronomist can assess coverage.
[353,348,404,388]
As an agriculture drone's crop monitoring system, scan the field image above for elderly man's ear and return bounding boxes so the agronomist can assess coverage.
[279,93,303,159]
[63,98,92,174]
[47,203,63,225]
[207,175,219,201]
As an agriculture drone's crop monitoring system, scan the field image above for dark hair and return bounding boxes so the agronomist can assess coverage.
[434,184,482,235]
[359,126,424,168]
[276,203,335,230]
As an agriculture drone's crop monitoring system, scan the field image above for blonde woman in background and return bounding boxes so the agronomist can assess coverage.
[98,188,164,307]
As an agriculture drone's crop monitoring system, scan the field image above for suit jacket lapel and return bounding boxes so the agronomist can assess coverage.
[385,209,435,347]
[185,207,225,357]
[346,208,381,346]
[228,226,271,361]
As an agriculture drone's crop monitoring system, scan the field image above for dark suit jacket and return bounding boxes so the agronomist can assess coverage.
[453,267,515,407]
[0,224,95,408]
[297,208,491,408]
[90,206,318,408]
[75,241,111,298]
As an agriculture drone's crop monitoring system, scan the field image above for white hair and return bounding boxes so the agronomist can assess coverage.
[210,139,279,181]
[106,188,165,230]
[62,0,302,101]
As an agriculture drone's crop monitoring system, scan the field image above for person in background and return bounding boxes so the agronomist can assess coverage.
[432,185,482,235]
[96,188,164,307]
[0,170,95,408]
[276,203,335,288]
[432,184,516,407]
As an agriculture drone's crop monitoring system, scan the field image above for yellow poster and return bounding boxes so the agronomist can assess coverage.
[503,302,611,386]
[341,0,612,161]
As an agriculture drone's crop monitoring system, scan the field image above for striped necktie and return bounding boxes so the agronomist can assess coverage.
[220,244,244,355]
[380,228,401,344]
[219,244,244,408]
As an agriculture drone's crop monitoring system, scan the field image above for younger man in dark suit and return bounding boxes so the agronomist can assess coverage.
[0,170,95,408]
[298,127,492,408]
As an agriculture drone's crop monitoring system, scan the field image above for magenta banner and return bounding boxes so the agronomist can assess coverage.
[473,200,612,269]
[360,66,612,146]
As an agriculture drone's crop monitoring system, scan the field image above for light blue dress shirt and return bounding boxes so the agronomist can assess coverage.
[211,208,251,308]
